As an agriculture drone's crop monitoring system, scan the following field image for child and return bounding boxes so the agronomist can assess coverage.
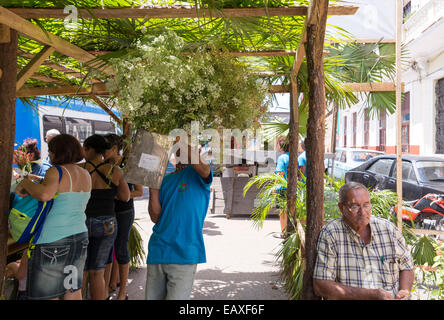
[5,250,28,300]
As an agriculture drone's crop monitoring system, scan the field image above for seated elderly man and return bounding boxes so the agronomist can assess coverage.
[313,182,414,300]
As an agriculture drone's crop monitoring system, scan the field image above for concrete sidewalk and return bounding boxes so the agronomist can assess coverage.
[118,197,288,300]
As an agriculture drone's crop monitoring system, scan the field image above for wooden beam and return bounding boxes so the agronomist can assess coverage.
[91,49,332,57]
[16,83,109,97]
[301,0,329,301]
[16,45,55,90]
[89,94,122,125]
[271,82,405,93]
[30,74,64,84]
[17,68,64,84]
[17,82,404,97]
[344,82,404,92]
[8,6,358,19]
[410,229,444,236]
[293,43,306,77]
[270,85,291,93]
[326,38,396,44]
[17,49,103,84]
[189,50,299,57]
[0,6,112,75]
[0,24,10,43]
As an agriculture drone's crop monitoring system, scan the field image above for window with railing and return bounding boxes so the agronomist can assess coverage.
[352,112,357,148]
[363,108,369,149]
[378,109,386,152]
[402,92,410,153]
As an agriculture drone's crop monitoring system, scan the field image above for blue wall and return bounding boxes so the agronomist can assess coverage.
[15,99,42,150]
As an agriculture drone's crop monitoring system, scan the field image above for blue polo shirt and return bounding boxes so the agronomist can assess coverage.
[275,152,289,180]
[147,165,213,265]
[275,152,289,191]
[298,151,307,181]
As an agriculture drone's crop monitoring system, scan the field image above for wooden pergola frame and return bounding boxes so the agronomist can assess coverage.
[0,4,392,120]
[0,1,421,300]
[8,5,358,19]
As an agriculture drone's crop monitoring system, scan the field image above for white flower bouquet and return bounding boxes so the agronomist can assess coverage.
[106,29,270,135]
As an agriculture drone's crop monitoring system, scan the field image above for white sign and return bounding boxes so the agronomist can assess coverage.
[138,153,160,171]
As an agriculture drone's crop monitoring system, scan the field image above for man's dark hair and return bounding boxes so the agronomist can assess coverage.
[48,134,84,165]
[83,134,111,155]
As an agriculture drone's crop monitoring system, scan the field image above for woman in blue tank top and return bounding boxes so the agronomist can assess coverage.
[14,134,92,300]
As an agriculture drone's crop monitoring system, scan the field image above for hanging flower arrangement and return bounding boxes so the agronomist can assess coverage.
[106,29,270,135]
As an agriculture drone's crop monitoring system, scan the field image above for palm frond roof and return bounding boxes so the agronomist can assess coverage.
[2,0,396,119]
[2,1,358,91]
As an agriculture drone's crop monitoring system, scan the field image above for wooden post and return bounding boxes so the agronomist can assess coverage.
[301,0,329,300]
[286,74,300,235]
[0,27,17,295]
[395,0,403,231]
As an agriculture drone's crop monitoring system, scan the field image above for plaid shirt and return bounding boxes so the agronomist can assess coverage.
[313,215,414,297]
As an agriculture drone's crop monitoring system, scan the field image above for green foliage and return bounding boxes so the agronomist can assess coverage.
[128,220,146,270]
[243,173,287,229]
[275,231,304,300]
[412,241,444,300]
[413,236,438,267]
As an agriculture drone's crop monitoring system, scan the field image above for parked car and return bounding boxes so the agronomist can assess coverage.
[345,154,444,201]
[325,148,384,180]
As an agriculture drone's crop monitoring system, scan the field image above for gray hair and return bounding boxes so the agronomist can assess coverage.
[338,182,369,204]
[46,129,61,137]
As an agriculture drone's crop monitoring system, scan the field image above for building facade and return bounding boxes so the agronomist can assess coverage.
[336,0,444,155]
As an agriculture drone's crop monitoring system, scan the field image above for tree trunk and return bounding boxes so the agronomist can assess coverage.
[0,27,17,294]
[301,0,329,300]
[286,74,299,235]
[122,117,132,160]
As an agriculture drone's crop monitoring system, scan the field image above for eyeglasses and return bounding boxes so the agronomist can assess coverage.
[344,203,372,213]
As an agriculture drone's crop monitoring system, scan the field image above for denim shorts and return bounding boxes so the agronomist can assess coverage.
[27,232,88,300]
[84,216,118,271]
[114,208,135,265]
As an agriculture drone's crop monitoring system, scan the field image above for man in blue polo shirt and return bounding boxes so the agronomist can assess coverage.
[298,139,307,182]
[145,138,212,300]
[275,137,290,238]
